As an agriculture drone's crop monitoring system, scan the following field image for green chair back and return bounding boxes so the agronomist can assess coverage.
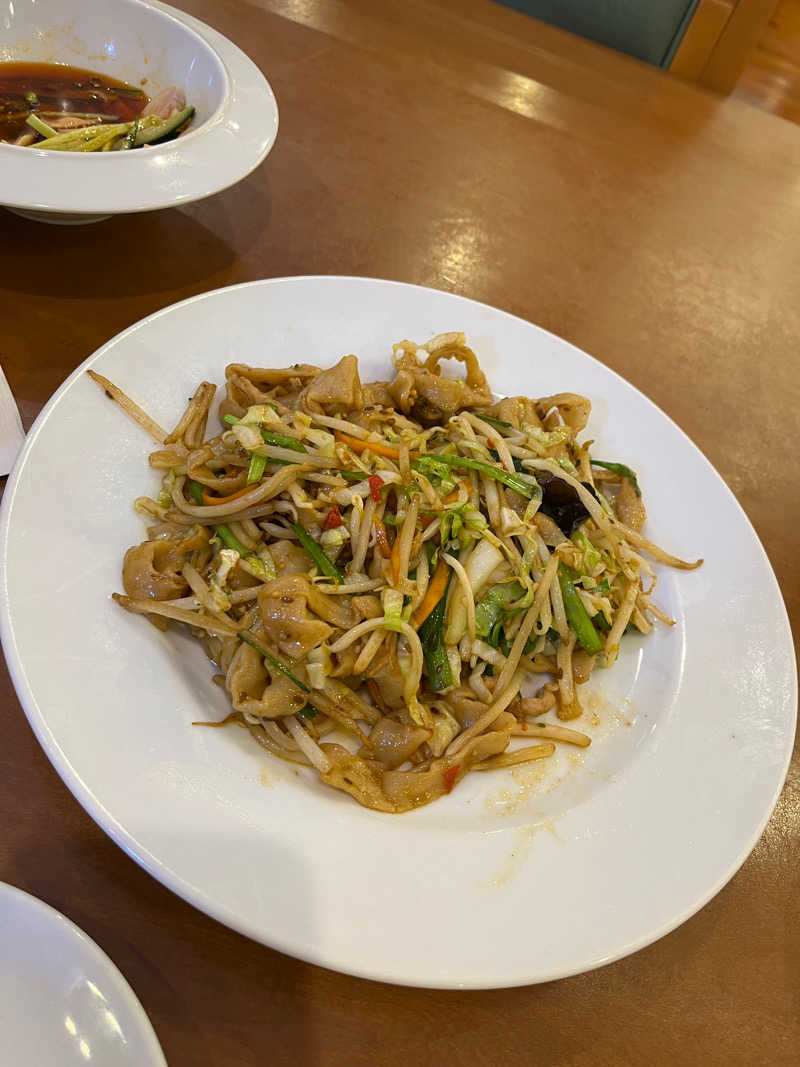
[493,1,700,67]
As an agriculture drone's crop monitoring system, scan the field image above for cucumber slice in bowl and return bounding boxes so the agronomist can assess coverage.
[133,106,195,147]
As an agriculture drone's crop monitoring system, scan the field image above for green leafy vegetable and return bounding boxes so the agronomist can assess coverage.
[474,581,525,640]
[571,529,602,574]
[410,454,456,484]
[187,480,205,505]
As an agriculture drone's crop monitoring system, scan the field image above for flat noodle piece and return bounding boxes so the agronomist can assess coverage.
[227,641,307,719]
[319,725,510,813]
[388,336,492,424]
[299,355,363,414]
[359,717,431,769]
[536,393,591,432]
[221,363,320,418]
[122,538,192,601]
[614,476,646,532]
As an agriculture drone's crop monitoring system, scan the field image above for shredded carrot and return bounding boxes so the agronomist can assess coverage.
[201,484,253,506]
[442,480,472,505]
[372,515,391,558]
[413,558,449,628]
[335,431,406,461]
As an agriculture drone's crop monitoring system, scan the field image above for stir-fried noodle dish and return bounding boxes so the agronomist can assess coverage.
[94,333,701,813]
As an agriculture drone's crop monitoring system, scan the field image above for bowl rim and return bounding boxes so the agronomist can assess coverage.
[0,0,233,158]
[0,0,278,215]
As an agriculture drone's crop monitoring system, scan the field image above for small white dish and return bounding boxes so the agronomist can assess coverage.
[0,277,795,988]
[0,364,25,476]
[0,0,278,223]
[0,882,166,1066]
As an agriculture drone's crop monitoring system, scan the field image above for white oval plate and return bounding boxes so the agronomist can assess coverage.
[0,882,166,1066]
[0,278,795,989]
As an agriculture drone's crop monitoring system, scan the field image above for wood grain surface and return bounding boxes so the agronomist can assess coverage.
[734,0,800,125]
[1,2,797,1064]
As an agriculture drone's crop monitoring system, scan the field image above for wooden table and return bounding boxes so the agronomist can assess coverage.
[1,2,798,1063]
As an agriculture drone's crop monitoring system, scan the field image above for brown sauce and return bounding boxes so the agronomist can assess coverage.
[0,62,148,144]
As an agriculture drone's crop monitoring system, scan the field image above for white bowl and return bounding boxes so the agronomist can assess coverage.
[0,882,167,1066]
[0,0,278,223]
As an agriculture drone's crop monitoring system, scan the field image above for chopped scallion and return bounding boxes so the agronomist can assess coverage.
[247,453,267,484]
[558,564,604,655]
[214,524,249,556]
[292,523,343,584]
[591,460,641,496]
[412,452,536,498]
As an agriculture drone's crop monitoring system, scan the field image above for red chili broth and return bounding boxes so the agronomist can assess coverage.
[0,62,148,144]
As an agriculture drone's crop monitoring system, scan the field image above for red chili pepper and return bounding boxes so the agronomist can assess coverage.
[443,764,460,794]
[368,474,383,503]
[322,505,343,530]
